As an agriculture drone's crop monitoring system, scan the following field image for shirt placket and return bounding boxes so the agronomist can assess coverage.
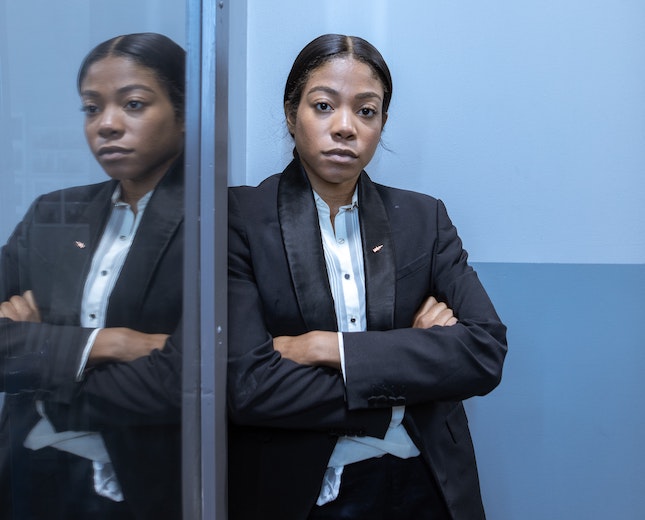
[334,207,363,333]
[85,204,135,327]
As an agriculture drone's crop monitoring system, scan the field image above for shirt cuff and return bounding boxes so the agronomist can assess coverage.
[76,328,101,381]
[337,332,347,384]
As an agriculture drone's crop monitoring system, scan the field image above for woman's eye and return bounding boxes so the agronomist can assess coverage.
[315,102,332,112]
[81,104,99,115]
[359,107,376,117]
[125,100,144,110]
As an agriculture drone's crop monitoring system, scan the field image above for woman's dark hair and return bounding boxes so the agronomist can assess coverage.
[283,34,393,123]
[77,32,185,118]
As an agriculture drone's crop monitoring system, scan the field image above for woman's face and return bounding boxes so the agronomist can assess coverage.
[286,57,387,196]
[80,56,184,192]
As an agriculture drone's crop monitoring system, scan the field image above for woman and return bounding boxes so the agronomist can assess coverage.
[228,34,508,519]
[0,33,184,519]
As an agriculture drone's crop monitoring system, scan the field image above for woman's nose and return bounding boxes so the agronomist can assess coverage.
[97,106,124,137]
[332,107,355,139]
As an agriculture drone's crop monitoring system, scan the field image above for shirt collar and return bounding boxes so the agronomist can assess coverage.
[111,184,154,212]
[313,188,359,214]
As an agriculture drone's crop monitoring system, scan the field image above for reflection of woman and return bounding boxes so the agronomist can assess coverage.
[228,34,507,519]
[0,33,184,519]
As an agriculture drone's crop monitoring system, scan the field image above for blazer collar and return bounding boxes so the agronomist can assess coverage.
[357,168,396,331]
[278,159,395,332]
[278,160,337,331]
[47,182,114,323]
[107,159,184,326]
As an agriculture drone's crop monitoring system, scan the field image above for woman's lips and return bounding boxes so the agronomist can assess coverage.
[323,149,358,162]
[98,146,133,160]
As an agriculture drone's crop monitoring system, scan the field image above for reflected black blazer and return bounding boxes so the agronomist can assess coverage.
[0,163,183,519]
[228,158,508,520]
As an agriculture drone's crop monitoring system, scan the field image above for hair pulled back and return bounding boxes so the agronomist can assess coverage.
[283,34,393,122]
[77,32,185,118]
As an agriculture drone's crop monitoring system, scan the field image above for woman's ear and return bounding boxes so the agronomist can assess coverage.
[285,102,296,135]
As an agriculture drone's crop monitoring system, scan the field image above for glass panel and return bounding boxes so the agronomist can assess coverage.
[0,1,186,517]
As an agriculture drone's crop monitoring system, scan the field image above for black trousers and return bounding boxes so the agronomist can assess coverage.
[308,454,451,520]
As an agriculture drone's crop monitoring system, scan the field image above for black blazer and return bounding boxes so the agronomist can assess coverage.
[0,162,183,519]
[228,159,508,520]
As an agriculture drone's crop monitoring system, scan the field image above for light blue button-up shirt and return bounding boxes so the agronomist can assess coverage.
[313,190,420,505]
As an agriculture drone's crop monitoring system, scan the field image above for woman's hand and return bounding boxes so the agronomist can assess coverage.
[89,328,170,365]
[412,296,457,328]
[0,290,41,322]
[273,331,340,369]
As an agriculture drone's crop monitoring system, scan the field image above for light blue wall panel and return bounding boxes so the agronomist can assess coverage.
[468,262,645,519]
[238,0,645,264]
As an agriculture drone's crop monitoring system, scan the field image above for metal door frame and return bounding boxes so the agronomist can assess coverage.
[183,1,229,518]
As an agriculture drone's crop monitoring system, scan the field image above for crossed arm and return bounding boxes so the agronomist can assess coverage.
[273,296,457,369]
[1,289,456,371]
[1,290,180,427]
[0,290,166,365]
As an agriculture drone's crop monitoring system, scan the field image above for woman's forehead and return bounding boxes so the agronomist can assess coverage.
[303,57,384,95]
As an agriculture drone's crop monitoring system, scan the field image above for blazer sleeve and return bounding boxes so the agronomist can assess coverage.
[43,323,182,429]
[0,205,93,393]
[227,189,390,437]
[342,199,508,410]
[0,320,94,394]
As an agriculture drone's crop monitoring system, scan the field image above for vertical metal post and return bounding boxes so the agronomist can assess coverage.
[183,0,228,518]
[0,0,14,247]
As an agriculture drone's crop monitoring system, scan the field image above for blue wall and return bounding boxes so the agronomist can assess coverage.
[234,1,645,518]
[468,263,645,519]
[235,0,645,265]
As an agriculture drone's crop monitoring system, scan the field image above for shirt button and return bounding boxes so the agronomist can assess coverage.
[344,274,350,280]
[89,313,96,319]
[337,238,345,244]
[119,235,127,240]
[101,270,108,276]
[350,317,356,323]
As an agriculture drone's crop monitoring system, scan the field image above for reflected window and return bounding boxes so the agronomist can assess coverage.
[0,3,187,518]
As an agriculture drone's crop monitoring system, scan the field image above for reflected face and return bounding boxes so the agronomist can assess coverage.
[80,56,184,191]
[286,57,387,196]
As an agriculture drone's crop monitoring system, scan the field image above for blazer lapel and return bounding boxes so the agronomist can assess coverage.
[278,160,338,331]
[278,161,396,333]
[47,181,115,324]
[106,162,184,327]
[357,173,396,331]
